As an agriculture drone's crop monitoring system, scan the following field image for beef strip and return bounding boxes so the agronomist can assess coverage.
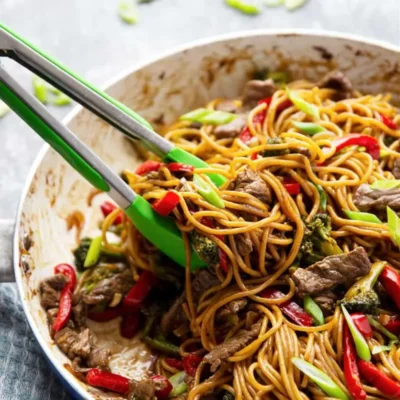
[72,293,86,329]
[292,247,371,298]
[214,115,247,139]
[161,269,220,334]
[39,274,68,310]
[87,347,110,369]
[317,70,354,100]
[204,319,262,372]
[242,79,277,108]
[313,291,340,315]
[230,169,272,204]
[82,266,134,305]
[353,183,400,212]
[216,298,248,321]
[235,233,253,257]
[128,379,155,400]
[393,158,400,179]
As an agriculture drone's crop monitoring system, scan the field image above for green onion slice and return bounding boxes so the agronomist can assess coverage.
[193,174,225,209]
[84,236,103,268]
[285,0,307,11]
[169,371,188,397]
[370,180,400,190]
[180,108,236,125]
[51,93,71,106]
[263,0,284,6]
[304,296,325,326]
[387,206,400,247]
[292,121,325,135]
[0,100,10,118]
[341,305,371,361]
[372,341,397,355]
[118,0,139,24]
[286,88,320,120]
[367,316,399,342]
[344,210,382,224]
[32,76,48,104]
[291,357,348,400]
[225,0,261,14]
[312,182,327,211]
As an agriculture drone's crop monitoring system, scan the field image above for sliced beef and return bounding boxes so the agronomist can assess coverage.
[216,100,239,113]
[72,294,86,329]
[216,298,248,321]
[161,269,220,334]
[242,79,277,108]
[214,115,246,139]
[313,291,340,315]
[204,319,262,372]
[393,158,400,179]
[317,70,354,100]
[235,233,253,257]
[230,169,272,204]
[292,247,371,298]
[353,183,400,212]
[87,347,110,369]
[129,379,155,400]
[82,266,134,305]
[39,274,68,310]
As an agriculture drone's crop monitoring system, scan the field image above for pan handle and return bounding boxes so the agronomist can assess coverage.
[0,219,14,282]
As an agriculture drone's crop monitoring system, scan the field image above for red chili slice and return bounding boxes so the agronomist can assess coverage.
[380,113,397,130]
[123,270,155,311]
[86,369,130,395]
[136,160,162,175]
[54,263,77,290]
[167,163,194,173]
[52,286,73,333]
[152,192,180,217]
[351,313,372,339]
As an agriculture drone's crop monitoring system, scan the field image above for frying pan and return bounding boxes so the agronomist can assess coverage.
[0,30,399,399]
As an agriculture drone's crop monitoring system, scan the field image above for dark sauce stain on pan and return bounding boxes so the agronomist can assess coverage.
[313,46,333,61]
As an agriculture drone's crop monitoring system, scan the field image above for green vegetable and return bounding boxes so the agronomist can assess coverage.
[262,137,290,157]
[180,108,236,125]
[191,231,219,266]
[380,149,390,158]
[291,357,348,400]
[371,180,400,190]
[0,100,10,118]
[84,236,103,268]
[32,76,48,104]
[285,0,307,11]
[312,182,327,211]
[342,261,385,313]
[118,0,138,24]
[292,121,325,135]
[344,210,382,224]
[387,206,400,247]
[225,0,261,14]
[267,71,289,85]
[52,92,71,106]
[304,295,325,326]
[263,0,284,7]
[222,392,235,400]
[286,88,320,120]
[193,174,225,209]
[341,305,371,361]
[372,340,397,355]
[169,371,188,397]
[367,316,399,342]
[144,337,180,356]
[82,264,121,293]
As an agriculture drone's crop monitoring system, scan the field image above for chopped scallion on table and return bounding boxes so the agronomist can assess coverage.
[118,0,139,24]
[225,0,261,15]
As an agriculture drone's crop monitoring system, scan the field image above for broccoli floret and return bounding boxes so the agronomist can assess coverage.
[341,262,385,313]
[222,393,235,400]
[262,138,290,157]
[191,231,219,266]
[82,263,121,292]
[73,237,125,271]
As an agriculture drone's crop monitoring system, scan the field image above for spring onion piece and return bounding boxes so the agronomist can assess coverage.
[372,341,397,355]
[292,121,325,135]
[52,92,71,106]
[341,305,371,361]
[263,0,284,6]
[367,315,399,342]
[193,175,225,209]
[344,210,382,224]
[169,371,188,397]
[304,296,325,326]
[286,88,320,120]
[0,100,10,118]
[84,236,103,268]
[312,182,327,211]
[370,180,400,190]
[291,358,348,400]
[225,0,261,14]
[118,0,138,24]
[32,76,48,104]
[180,108,236,125]
[285,0,307,11]
[387,206,400,247]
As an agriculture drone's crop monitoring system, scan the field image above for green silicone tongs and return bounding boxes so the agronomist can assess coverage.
[0,23,226,269]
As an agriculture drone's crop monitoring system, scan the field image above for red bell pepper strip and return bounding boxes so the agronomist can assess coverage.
[86,368,130,394]
[385,319,400,335]
[283,179,301,195]
[123,270,155,310]
[351,313,372,340]
[379,266,400,310]
[54,263,77,290]
[261,288,313,326]
[343,324,367,400]
[183,354,202,377]
[152,192,180,217]
[239,128,253,144]
[52,286,73,333]
[167,163,194,173]
[380,113,397,130]
[151,375,173,399]
[136,160,162,175]
[120,312,141,339]
[88,305,123,322]
[100,201,123,225]
[258,97,292,112]
[325,134,380,160]
[165,358,183,370]
[358,360,400,397]
[240,106,267,144]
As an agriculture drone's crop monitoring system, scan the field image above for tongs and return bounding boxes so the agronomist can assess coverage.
[0,23,225,269]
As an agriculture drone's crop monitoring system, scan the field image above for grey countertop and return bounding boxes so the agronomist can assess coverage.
[0,1,399,399]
